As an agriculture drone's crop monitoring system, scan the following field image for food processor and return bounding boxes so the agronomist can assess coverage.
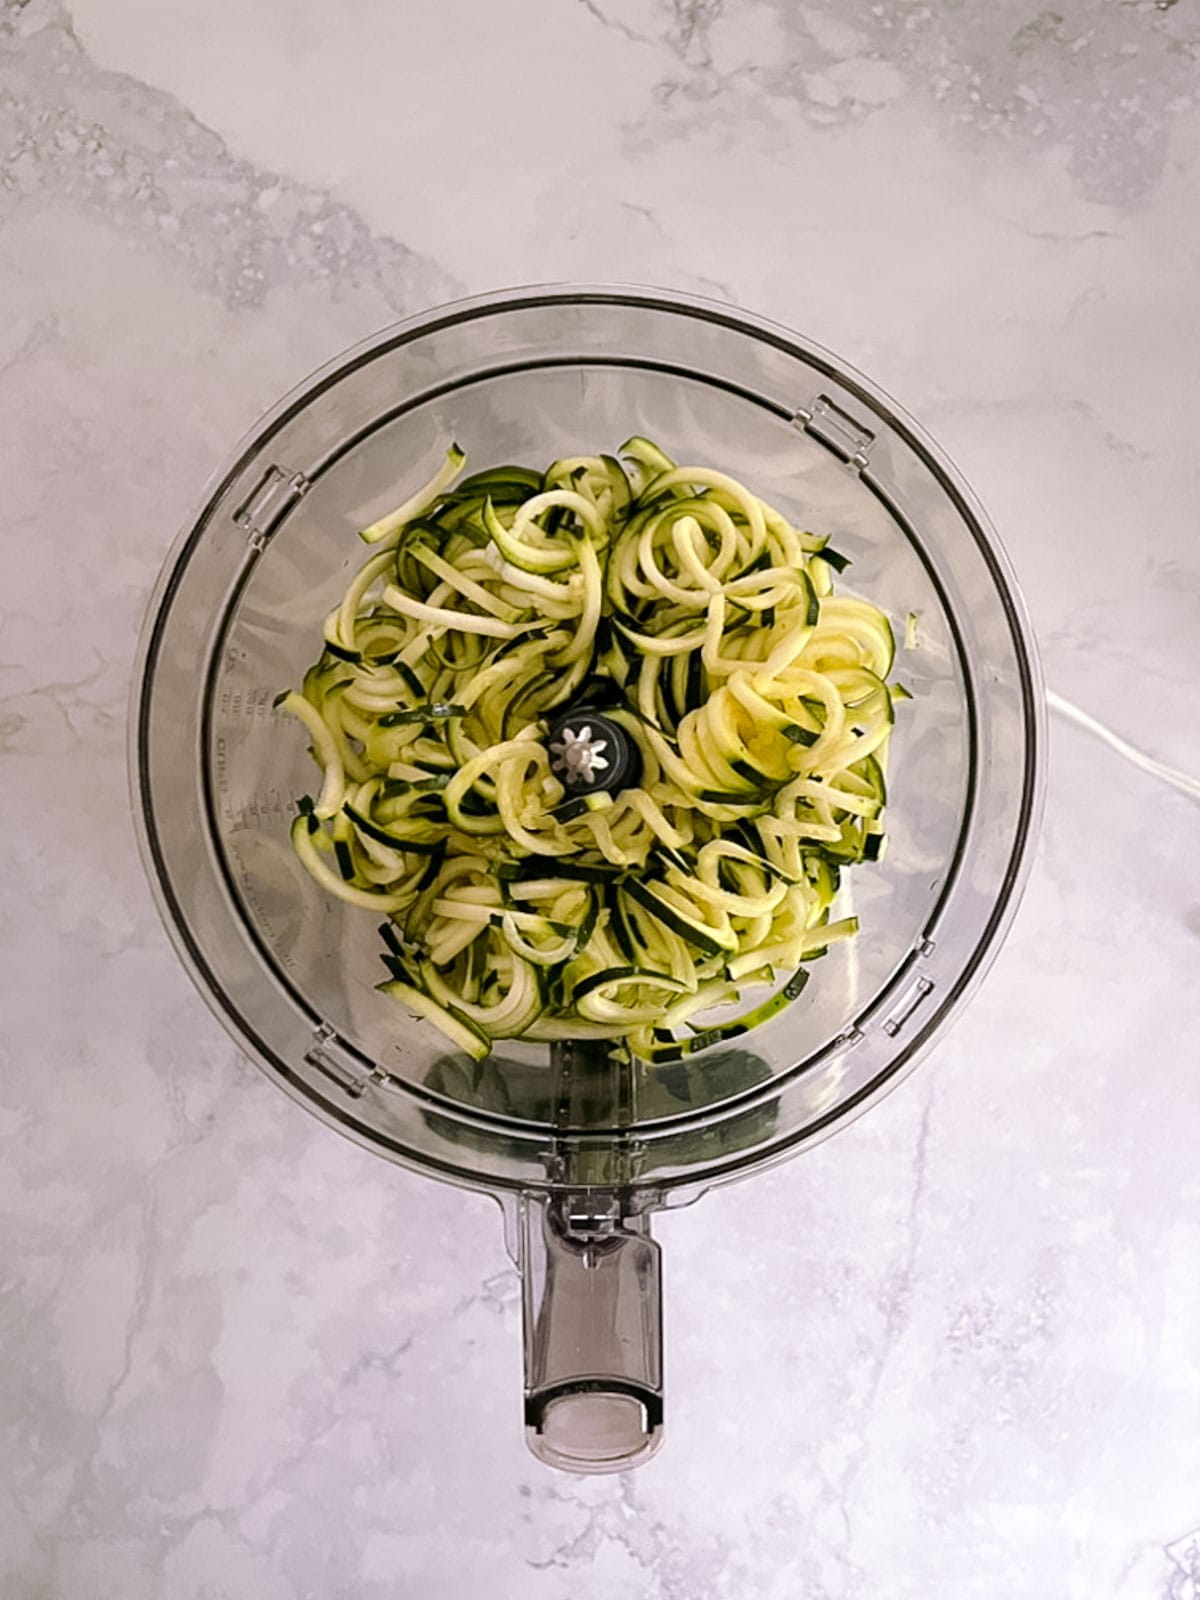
[131,287,1044,1473]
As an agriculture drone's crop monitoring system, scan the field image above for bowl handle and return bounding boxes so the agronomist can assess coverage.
[516,1192,664,1473]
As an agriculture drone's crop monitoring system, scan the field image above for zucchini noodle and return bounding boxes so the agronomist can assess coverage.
[277,438,903,1063]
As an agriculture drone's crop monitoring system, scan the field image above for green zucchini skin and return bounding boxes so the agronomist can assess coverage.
[278,439,899,1059]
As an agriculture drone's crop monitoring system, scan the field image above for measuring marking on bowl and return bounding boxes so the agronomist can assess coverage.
[130,285,1044,1473]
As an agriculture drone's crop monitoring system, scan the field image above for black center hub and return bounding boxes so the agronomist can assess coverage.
[546,708,643,796]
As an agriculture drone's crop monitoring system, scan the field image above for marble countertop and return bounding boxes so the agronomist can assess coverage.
[3,0,1200,1594]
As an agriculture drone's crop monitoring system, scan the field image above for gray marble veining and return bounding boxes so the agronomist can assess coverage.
[2,0,1200,1595]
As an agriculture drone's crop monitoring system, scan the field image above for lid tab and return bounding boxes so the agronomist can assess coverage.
[232,464,310,551]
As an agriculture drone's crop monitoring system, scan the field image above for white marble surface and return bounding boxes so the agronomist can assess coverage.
[3,0,1200,1593]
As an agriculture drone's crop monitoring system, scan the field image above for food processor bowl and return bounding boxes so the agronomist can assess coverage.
[131,287,1044,1472]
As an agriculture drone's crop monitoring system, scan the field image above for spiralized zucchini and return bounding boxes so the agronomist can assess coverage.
[278,437,901,1063]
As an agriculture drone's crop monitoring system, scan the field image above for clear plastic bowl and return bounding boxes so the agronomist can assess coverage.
[132,286,1044,1471]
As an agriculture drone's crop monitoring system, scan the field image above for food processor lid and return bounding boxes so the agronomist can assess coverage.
[131,285,1045,1199]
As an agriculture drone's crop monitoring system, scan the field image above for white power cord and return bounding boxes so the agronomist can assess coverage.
[1046,689,1200,803]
